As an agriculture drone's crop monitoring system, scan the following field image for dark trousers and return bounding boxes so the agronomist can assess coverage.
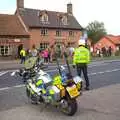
[20,56,25,64]
[76,63,90,88]
[44,57,48,63]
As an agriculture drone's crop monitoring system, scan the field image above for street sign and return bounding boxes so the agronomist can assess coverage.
[14,39,20,42]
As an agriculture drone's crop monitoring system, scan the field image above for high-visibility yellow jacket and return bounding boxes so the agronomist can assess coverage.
[73,46,90,65]
[20,49,26,57]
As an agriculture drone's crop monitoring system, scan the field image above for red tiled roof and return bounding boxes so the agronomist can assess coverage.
[105,35,120,44]
[0,14,29,36]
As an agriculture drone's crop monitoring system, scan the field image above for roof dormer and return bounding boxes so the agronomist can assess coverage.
[37,10,49,24]
[57,13,68,25]
[61,15,68,25]
[40,11,48,22]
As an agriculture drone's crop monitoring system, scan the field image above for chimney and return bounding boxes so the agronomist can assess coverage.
[67,3,73,15]
[17,0,24,8]
[17,0,24,14]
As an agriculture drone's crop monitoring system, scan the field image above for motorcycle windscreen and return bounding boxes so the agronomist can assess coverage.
[24,57,38,69]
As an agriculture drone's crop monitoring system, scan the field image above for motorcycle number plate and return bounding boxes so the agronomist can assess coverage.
[66,85,79,98]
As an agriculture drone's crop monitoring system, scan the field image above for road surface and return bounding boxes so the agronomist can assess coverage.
[0,60,120,120]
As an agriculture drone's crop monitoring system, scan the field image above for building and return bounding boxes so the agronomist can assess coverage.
[15,0,83,50]
[0,14,29,58]
[94,35,120,53]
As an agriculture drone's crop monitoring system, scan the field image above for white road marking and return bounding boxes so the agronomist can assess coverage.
[88,63,109,68]
[89,69,120,76]
[45,63,109,68]
[0,68,120,92]
[3,63,109,75]
[89,72,97,75]
[45,63,109,72]
[0,85,25,91]
[0,87,10,91]
[0,71,9,76]
[0,62,109,76]
[13,84,25,88]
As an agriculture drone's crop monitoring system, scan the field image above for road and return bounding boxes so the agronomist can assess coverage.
[0,60,120,120]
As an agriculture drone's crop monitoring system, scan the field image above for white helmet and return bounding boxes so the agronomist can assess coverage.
[78,39,86,46]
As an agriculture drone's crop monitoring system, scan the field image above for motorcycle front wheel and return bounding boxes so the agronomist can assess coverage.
[61,98,77,116]
[26,87,38,104]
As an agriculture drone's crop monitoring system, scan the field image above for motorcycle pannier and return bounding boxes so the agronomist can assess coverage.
[47,85,60,101]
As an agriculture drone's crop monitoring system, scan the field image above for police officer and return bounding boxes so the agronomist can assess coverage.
[73,40,90,90]
[20,47,26,64]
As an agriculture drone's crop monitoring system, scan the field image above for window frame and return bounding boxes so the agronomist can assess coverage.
[40,14,48,22]
[41,29,48,36]
[0,45,10,56]
[40,43,49,50]
[62,16,68,25]
[69,31,74,37]
[56,30,61,37]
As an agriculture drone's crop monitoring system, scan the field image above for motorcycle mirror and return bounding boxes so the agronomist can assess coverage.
[11,71,16,76]
[60,66,65,70]
[10,70,19,76]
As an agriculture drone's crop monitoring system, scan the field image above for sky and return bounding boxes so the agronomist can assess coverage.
[0,0,120,35]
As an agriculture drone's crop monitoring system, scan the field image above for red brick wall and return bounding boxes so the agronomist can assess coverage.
[28,28,82,49]
[0,37,29,47]
[21,38,30,49]
[0,37,29,58]
[94,37,116,52]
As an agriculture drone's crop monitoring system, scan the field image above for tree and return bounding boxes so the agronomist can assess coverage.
[86,20,107,45]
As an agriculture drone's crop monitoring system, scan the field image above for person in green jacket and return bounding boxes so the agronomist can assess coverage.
[73,40,90,90]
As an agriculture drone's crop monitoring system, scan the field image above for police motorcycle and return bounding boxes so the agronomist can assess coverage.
[25,52,83,116]
[11,54,83,116]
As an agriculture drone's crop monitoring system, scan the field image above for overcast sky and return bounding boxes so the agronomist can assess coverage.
[0,0,120,35]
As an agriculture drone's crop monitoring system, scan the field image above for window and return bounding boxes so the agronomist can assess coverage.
[40,14,48,22]
[62,16,67,25]
[0,45,10,56]
[43,14,48,22]
[69,31,74,37]
[41,29,48,36]
[40,43,49,50]
[56,30,61,36]
[56,14,62,25]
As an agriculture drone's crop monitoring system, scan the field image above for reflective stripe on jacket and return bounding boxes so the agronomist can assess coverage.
[73,46,90,65]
